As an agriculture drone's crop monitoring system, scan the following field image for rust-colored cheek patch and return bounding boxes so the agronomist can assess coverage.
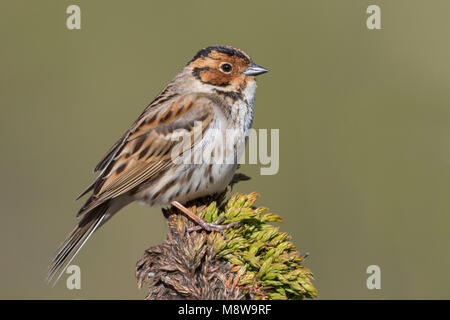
[200,69,231,86]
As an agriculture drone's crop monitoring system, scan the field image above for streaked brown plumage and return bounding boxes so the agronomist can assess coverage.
[48,46,268,284]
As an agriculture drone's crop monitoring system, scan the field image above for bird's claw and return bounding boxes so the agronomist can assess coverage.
[187,216,241,236]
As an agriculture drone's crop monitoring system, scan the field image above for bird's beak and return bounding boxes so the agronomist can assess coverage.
[243,63,269,76]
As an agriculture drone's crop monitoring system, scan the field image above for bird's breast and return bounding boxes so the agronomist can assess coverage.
[135,81,257,206]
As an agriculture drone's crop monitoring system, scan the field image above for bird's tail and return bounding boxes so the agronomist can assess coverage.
[47,200,111,286]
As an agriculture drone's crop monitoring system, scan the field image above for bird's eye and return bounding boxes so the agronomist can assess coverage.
[220,63,232,73]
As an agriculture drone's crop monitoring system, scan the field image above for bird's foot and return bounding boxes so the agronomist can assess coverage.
[187,216,241,236]
[171,201,241,236]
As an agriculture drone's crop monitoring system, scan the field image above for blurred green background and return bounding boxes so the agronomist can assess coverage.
[1,0,450,299]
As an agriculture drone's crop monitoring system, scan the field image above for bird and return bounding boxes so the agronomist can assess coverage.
[48,45,268,285]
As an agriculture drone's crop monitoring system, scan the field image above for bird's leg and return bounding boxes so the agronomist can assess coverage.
[170,201,241,235]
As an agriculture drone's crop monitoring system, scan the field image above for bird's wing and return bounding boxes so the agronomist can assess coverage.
[77,93,216,217]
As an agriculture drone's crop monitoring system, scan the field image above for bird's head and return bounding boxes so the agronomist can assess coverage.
[186,46,268,93]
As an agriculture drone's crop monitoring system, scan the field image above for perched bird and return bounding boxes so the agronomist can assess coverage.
[48,46,268,284]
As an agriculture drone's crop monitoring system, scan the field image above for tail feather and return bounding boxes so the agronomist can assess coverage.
[47,201,110,286]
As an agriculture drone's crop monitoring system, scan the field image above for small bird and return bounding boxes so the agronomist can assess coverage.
[48,46,268,284]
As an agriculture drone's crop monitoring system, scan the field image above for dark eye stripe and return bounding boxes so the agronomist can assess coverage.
[192,66,230,87]
[192,67,210,80]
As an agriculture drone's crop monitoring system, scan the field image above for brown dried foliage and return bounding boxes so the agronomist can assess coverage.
[136,204,246,300]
